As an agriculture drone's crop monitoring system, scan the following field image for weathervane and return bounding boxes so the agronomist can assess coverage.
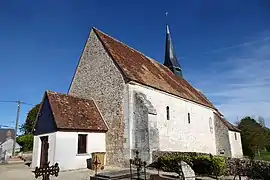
[165,12,170,33]
[165,12,168,24]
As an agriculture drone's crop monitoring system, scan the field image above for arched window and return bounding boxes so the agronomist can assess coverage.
[188,113,190,123]
[209,117,213,134]
[166,106,170,120]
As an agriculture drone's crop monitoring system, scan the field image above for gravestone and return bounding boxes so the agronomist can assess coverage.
[90,169,153,180]
[180,161,195,180]
[91,169,133,180]
[149,161,195,180]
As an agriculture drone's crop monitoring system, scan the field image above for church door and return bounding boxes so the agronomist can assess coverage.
[40,136,49,167]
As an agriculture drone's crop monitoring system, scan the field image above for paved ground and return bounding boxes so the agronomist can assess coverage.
[0,163,253,180]
[0,163,121,180]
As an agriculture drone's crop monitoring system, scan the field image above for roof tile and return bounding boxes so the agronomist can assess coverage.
[46,91,108,132]
[214,112,240,132]
[93,28,216,109]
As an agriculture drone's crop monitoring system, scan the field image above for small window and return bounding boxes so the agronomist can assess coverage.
[188,113,190,123]
[209,117,213,134]
[77,134,87,154]
[220,149,225,155]
[234,132,237,140]
[166,106,170,120]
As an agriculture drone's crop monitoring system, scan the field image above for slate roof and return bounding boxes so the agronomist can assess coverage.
[93,28,218,110]
[0,129,15,144]
[45,91,108,132]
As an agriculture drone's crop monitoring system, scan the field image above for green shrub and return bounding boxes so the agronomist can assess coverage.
[17,134,34,152]
[153,153,226,177]
[211,156,226,176]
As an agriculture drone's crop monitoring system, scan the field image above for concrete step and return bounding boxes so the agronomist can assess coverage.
[7,157,24,164]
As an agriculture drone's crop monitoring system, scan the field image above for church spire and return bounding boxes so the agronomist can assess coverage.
[164,24,183,78]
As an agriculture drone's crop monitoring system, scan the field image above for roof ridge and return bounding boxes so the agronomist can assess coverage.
[46,90,94,102]
[93,28,208,97]
[42,89,108,132]
[93,28,204,91]
[93,27,181,76]
[93,27,218,111]
[93,27,165,67]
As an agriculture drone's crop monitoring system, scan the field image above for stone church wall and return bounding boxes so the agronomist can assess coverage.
[128,83,217,156]
[131,91,159,163]
[68,30,127,165]
[214,114,231,157]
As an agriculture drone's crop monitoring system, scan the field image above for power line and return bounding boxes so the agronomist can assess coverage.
[21,102,36,106]
[0,100,35,106]
[0,100,36,156]
[0,100,18,103]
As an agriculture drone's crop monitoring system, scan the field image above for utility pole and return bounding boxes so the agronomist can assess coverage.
[12,100,21,156]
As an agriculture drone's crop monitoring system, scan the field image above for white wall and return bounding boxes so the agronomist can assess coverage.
[228,131,243,158]
[31,132,56,168]
[128,83,217,155]
[0,139,21,156]
[54,131,106,170]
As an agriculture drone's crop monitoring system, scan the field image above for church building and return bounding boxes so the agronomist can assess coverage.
[31,26,243,170]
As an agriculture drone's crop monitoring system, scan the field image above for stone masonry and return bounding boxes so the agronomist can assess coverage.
[132,92,159,163]
[214,114,231,157]
[68,30,127,165]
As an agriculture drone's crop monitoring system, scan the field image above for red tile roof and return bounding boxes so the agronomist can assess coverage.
[93,28,217,110]
[214,112,240,132]
[46,91,108,132]
[221,119,241,132]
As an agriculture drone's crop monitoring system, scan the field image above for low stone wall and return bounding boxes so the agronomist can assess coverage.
[224,157,270,176]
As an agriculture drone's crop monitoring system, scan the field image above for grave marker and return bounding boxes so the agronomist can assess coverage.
[32,162,60,180]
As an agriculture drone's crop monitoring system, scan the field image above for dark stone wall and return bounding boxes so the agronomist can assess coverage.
[214,114,231,157]
[132,92,159,163]
[224,158,270,176]
[68,30,126,165]
[133,92,150,161]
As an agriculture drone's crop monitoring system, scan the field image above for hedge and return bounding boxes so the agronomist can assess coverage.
[150,152,270,179]
[150,153,226,177]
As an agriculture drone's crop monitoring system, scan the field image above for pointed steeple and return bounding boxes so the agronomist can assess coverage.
[164,24,183,78]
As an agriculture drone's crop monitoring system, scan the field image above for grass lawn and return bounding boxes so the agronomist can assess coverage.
[255,151,270,161]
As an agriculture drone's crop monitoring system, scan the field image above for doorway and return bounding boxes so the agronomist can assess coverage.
[39,136,49,167]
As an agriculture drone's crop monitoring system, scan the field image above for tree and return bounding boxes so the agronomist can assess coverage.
[238,116,268,158]
[264,128,270,152]
[18,104,40,152]
[258,116,266,128]
[20,104,40,134]
[17,134,34,152]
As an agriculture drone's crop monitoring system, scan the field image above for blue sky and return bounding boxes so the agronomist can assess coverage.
[0,0,270,129]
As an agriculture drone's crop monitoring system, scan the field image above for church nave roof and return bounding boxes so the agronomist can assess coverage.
[93,27,218,111]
